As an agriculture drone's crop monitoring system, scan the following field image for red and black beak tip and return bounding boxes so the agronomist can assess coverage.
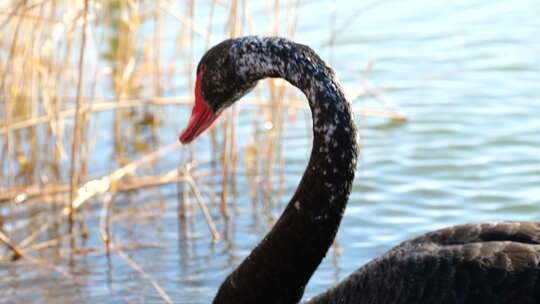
[179,71,220,144]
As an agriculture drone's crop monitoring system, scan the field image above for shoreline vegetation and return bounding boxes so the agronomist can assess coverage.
[0,1,405,302]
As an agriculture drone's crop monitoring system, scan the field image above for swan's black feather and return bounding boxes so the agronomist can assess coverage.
[305,222,540,304]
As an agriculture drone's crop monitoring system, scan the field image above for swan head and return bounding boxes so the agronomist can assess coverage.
[179,38,258,144]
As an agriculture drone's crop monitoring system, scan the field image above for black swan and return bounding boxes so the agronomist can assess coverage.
[179,36,540,304]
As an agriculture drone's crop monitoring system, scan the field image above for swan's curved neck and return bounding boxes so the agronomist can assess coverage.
[213,37,359,304]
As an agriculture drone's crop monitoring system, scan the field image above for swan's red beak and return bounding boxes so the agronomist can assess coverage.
[179,71,220,144]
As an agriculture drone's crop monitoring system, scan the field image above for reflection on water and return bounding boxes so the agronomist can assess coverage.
[2,0,540,303]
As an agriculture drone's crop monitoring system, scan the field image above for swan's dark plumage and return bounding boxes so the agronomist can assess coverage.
[180,36,540,304]
[200,36,358,304]
[305,222,540,304]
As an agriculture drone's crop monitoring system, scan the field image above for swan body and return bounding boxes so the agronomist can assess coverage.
[179,36,540,304]
[306,222,540,304]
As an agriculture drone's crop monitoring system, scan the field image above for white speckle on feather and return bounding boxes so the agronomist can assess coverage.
[323,123,337,144]
[224,37,356,205]
[313,107,321,125]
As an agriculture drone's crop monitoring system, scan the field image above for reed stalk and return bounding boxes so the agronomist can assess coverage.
[68,0,89,233]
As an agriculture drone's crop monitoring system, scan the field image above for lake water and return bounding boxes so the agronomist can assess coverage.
[1,0,539,303]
